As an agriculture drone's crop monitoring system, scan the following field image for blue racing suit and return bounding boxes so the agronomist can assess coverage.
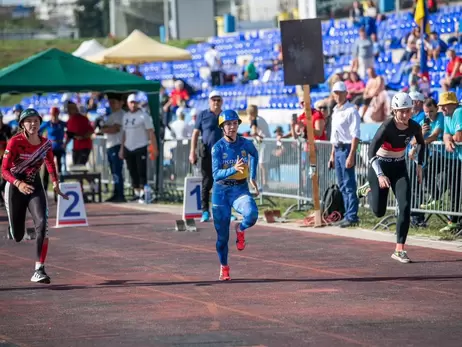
[211,136,259,266]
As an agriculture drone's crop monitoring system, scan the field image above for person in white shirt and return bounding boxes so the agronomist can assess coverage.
[119,94,159,203]
[328,81,361,228]
[204,44,223,87]
[169,108,187,139]
[100,94,126,203]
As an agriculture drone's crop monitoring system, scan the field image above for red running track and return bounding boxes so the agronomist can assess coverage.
[1,204,462,347]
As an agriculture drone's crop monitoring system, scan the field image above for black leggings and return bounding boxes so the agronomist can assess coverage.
[124,146,147,189]
[368,159,411,244]
[5,175,49,262]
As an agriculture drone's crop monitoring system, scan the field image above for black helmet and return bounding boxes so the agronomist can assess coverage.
[19,108,42,127]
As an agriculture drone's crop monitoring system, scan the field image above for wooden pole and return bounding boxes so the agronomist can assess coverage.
[302,84,322,227]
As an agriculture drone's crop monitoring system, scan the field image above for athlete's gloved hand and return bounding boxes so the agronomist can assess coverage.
[17,181,35,195]
[250,179,259,197]
[234,156,245,174]
[378,175,391,189]
[53,182,69,200]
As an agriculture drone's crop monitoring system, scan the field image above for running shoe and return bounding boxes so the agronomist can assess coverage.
[357,182,371,198]
[235,223,246,251]
[391,250,411,263]
[219,265,230,281]
[31,266,51,284]
[200,211,210,222]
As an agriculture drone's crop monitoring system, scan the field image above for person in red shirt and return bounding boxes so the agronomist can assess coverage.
[293,98,327,141]
[2,108,68,284]
[65,101,94,165]
[162,80,190,114]
[442,48,462,91]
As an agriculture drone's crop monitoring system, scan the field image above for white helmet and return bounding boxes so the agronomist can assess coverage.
[391,92,413,110]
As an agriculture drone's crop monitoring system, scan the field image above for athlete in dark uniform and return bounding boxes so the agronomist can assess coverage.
[358,92,425,263]
[2,108,68,283]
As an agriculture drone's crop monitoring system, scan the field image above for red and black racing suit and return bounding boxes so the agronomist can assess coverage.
[1,133,58,263]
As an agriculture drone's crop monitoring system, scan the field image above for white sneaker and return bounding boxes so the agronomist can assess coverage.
[31,267,51,284]
[138,198,145,204]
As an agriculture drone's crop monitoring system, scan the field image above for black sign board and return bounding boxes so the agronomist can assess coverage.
[280,19,325,86]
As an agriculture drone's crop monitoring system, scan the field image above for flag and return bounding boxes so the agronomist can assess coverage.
[414,0,431,81]
[414,0,431,35]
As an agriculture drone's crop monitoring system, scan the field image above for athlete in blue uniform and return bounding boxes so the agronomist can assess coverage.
[211,110,259,281]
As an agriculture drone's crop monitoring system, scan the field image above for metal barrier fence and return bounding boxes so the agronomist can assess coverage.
[90,136,462,222]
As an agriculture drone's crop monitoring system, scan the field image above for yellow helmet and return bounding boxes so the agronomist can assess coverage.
[218,110,242,127]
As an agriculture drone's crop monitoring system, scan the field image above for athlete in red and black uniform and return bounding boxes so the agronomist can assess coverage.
[358,92,425,263]
[2,108,68,284]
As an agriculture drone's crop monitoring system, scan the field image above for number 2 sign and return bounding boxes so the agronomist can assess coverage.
[182,177,203,220]
[56,182,89,227]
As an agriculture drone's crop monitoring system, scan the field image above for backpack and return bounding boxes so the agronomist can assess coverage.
[322,184,345,219]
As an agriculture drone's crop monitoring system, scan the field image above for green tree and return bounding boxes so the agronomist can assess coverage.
[74,0,104,38]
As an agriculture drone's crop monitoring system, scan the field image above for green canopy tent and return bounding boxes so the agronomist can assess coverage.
[0,48,162,190]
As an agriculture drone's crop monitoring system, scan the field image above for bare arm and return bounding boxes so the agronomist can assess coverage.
[313,119,325,138]
[190,129,200,155]
[444,133,454,145]
[425,127,442,144]
[101,124,121,134]
[148,129,158,153]
[349,137,359,159]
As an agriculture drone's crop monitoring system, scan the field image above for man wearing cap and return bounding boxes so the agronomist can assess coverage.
[328,81,361,228]
[435,92,462,232]
[189,91,223,222]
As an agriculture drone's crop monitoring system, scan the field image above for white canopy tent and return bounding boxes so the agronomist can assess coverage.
[73,39,107,58]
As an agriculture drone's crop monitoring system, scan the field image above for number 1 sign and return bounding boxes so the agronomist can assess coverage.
[182,177,203,220]
[56,182,89,227]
